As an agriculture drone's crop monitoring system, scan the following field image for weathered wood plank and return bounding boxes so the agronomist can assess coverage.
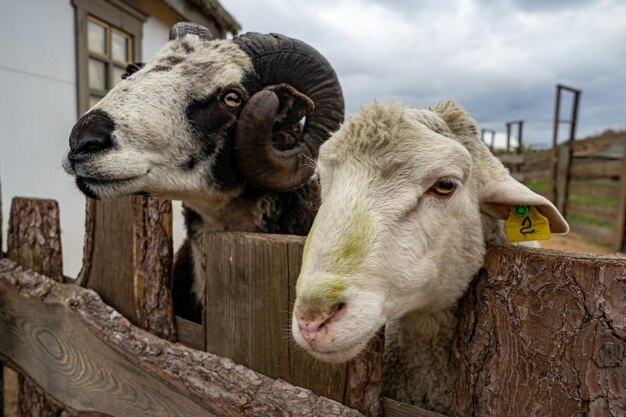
[204,232,292,380]
[174,316,204,351]
[521,169,550,184]
[569,181,620,201]
[204,232,383,415]
[569,158,623,180]
[499,154,525,165]
[0,260,363,417]
[344,330,385,417]
[81,196,175,341]
[555,145,571,213]
[6,197,71,417]
[7,198,63,282]
[382,397,447,417]
[566,201,617,223]
[566,221,615,247]
[453,246,625,417]
[614,151,626,250]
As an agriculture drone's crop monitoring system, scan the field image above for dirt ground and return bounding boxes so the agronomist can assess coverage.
[1,233,619,416]
[539,231,618,255]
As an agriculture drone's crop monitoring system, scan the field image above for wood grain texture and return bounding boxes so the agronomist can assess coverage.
[6,197,70,417]
[382,397,447,417]
[614,154,626,250]
[81,196,175,341]
[452,246,625,417]
[204,232,383,414]
[0,259,363,417]
[345,330,385,417]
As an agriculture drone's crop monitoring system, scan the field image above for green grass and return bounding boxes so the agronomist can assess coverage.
[567,213,614,228]
[526,182,549,191]
[568,194,617,207]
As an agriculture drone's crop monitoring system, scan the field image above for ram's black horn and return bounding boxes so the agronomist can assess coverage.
[169,22,213,41]
[233,33,345,192]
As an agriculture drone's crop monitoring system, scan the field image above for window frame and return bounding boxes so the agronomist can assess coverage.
[73,0,147,116]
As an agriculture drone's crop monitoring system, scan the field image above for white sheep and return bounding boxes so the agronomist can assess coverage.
[291,101,568,414]
[62,23,344,321]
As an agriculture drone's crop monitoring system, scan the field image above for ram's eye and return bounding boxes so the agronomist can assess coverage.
[223,91,242,108]
[430,178,456,196]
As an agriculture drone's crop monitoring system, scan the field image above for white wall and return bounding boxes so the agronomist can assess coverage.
[0,0,81,275]
[0,0,182,277]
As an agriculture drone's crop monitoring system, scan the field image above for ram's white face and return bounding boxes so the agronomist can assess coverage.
[62,35,252,205]
[292,102,568,363]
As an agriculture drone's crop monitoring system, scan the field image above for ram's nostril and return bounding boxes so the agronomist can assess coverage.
[69,109,116,157]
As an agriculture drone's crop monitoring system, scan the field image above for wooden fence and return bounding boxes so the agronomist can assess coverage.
[1,191,624,416]
[500,130,626,250]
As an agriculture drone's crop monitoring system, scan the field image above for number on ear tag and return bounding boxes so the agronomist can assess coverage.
[505,205,551,242]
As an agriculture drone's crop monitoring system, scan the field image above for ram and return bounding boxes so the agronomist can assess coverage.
[63,23,344,321]
[291,101,568,414]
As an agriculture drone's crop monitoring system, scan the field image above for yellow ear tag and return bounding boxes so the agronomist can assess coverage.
[505,205,551,242]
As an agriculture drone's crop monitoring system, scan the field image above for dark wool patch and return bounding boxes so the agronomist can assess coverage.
[150,65,171,73]
[180,155,197,171]
[181,41,195,54]
[164,55,184,66]
[186,94,244,190]
[172,238,202,321]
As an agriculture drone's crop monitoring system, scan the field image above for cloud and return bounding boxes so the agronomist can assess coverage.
[224,0,626,144]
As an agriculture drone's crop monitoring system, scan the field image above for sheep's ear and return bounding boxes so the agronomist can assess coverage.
[479,175,569,234]
[264,84,315,124]
[430,100,479,137]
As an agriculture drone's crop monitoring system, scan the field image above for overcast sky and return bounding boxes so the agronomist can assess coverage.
[222,0,626,148]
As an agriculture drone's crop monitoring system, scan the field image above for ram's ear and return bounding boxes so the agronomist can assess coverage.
[480,175,569,233]
[264,83,315,124]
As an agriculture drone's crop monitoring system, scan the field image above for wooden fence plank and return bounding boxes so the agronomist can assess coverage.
[80,196,175,341]
[453,246,625,417]
[7,198,63,282]
[204,232,383,415]
[569,159,623,180]
[555,145,572,213]
[0,260,362,417]
[204,232,292,380]
[382,397,447,417]
[566,221,615,247]
[565,201,617,223]
[521,169,550,184]
[6,197,73,417]
[569,181,620,201]
[614,152,626,250]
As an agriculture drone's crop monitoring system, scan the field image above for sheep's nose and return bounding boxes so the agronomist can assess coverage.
[296,303,344,343]
[68,110,115,162]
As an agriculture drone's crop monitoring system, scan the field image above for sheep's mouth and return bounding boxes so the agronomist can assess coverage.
[305,339,370,364]
[76,174,146,199]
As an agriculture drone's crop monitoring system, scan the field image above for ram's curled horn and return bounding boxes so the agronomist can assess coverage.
[233,33,345,192]
[169,22,213,41]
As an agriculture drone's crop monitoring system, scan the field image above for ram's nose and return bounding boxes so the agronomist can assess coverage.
[68,110,115,163]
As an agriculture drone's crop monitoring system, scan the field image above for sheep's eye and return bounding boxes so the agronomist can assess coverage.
[223,91,242,108]
[431,178,456,196]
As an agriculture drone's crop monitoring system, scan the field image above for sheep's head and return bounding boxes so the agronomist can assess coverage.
[291,101,568,363]
[63,23,344,209]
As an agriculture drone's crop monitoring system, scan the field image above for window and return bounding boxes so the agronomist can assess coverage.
[87,16,135,108]
[73,0,147,115]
